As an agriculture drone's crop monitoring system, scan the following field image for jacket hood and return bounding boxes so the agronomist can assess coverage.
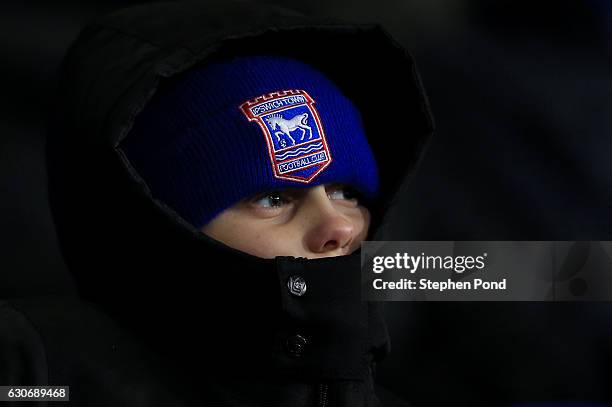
[46,0,433,383]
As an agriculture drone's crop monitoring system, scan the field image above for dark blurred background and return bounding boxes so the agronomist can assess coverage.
[2,0,612,406]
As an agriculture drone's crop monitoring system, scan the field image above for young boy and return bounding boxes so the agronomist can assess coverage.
[120,55,378,260]
[0,1,433,406]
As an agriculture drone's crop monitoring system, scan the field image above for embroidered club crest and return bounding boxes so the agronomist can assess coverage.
[239,90,332,183]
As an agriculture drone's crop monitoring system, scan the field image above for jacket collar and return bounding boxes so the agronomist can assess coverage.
[116,237,390,382]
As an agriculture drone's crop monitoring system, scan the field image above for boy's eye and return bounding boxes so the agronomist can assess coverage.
[252,191,289,208]
[327,186,360,202]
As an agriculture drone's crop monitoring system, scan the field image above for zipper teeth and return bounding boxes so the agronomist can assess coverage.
[319,383,328,407]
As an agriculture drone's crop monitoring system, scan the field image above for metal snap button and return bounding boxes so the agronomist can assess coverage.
[286,334,308,357]
[287,275,307,297]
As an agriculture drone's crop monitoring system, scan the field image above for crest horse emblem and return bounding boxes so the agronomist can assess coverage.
[240,89,332,182]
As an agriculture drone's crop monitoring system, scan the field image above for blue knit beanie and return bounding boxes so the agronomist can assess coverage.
[121,56,379,229]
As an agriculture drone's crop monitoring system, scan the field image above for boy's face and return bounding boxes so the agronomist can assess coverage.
[201,183,370,259]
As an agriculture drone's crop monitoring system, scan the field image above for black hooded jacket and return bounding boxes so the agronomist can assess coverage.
[0,1,433,406]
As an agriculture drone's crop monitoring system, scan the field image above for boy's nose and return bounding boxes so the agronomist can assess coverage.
[302,187,354,256]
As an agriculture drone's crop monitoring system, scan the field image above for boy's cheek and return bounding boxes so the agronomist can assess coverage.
[231,234,300,259]
[351,206,371,244]
[202,216,297,259]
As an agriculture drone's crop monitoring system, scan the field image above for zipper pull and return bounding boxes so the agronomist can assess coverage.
[318,383,328,407]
